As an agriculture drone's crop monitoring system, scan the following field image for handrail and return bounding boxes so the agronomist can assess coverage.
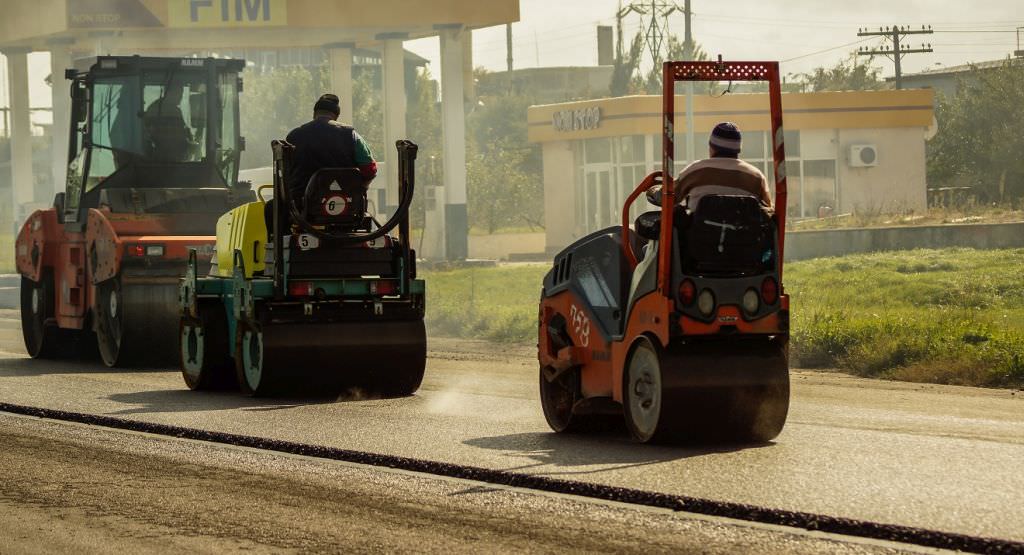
[256,184,273,203]
[620,171,663,269]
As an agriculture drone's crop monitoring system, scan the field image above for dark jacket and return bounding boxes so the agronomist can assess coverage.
[285,117,377,198]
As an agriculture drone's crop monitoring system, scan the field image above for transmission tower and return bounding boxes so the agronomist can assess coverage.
[616,0,690,68]
[857,25,933,89]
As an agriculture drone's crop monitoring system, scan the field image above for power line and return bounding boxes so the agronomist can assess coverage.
[781,37,877,63]
[857,25,934,89]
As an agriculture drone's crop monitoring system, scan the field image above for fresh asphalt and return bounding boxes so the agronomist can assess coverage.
[0,309,1021,550]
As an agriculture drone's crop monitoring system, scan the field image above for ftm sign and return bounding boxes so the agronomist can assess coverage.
[169,0,289,27]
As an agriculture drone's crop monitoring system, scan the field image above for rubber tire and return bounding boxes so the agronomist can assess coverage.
[235,321,279,396]
[540,365,580,432]
[21,274,62,359]
[623,336,667,443]
[180,302,236,391]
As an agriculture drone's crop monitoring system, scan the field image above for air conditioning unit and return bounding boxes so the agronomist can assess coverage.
[849,144,878,167]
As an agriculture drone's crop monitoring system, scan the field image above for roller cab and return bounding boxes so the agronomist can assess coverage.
[179,140,425,396]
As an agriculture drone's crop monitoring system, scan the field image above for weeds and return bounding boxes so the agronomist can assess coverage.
[423,248,1024,388]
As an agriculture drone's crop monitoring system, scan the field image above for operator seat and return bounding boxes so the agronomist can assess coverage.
[301,168,369,229]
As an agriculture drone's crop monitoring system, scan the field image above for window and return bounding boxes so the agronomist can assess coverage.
[217,72,239,186]
[583,138,611,164]
[89,77,141,191]
[142,72,208,163]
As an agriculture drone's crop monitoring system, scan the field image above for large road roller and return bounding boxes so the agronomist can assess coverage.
[538,60,791,443]
[16,56,250,367]
[179,140,425,396]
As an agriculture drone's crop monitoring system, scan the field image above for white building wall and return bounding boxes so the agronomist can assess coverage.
[542,140,575,253]
[837,127,928,214]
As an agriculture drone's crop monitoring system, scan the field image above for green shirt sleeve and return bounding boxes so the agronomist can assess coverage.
[352,130,375,166]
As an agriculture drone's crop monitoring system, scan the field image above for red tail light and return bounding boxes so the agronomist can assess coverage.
[127,244,146,257]
[288,281,314,297]
[761,277,778,305]
[678,279,696,305]
[371,280,397,296]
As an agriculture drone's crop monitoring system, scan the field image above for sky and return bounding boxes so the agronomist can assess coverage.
[407,0,1023,79]
[2,0,1023,110]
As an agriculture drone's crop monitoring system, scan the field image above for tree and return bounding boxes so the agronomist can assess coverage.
[610,33,644,97]
[465,92,544,232]
[927,59,1024,203]
[239,66,319,169]
[797,54,887,92]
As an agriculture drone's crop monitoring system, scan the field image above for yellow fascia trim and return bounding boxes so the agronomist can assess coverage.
[528,89,934,143]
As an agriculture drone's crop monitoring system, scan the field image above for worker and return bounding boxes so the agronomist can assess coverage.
[266,93,377,233]
[143,81,193,162]
[647,122,772,209]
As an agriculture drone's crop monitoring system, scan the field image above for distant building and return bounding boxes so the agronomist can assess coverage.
[529,89,936,252]
[893,58,1015,98]
[480,66,614,103]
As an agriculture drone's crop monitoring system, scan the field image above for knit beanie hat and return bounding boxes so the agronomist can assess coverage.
[314,93,341,116]
[709,122,742,155]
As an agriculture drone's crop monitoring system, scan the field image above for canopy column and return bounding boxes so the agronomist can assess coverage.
[325,42,355,125]
[380,34,408,212]
[3,47,34,224]
[439,25,469,261]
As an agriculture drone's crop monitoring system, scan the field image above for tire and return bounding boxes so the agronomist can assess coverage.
[623,336,667,443]
[95,278,126,367]
[21,274,61,359]
[540,365,580,432]
[180,301,236,391]
[95,278,179,368]
[235,321,278,396]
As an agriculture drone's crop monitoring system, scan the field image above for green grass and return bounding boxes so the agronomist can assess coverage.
[422,248,1024,388]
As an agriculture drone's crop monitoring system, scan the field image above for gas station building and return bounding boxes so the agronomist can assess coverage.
[0,0,520,260]
[529,89,936,252]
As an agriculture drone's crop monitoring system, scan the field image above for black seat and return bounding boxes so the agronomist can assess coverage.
[683,195,775,276]
[302,168,368,229]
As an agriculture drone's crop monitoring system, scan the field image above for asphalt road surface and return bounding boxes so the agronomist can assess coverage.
[0,308,1022,550]
[0,412,913,554]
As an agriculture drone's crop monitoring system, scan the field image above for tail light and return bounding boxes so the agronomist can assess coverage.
[677,279,696,305]
[126,243,164,257]
[288,281,314,297]
[761,277,778,305]
[370,280,397,296]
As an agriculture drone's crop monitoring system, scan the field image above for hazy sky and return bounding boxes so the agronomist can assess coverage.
[409,0,1023,78]
[3,0,1022,108]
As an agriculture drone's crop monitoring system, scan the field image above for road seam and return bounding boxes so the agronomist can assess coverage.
[0,402,1019,555]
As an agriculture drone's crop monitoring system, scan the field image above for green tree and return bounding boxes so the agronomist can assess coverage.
[927,59,1024,202]
[239,66,318,169]
[797,54,887,92]
[610,33,645,97]
[465,92,544,232]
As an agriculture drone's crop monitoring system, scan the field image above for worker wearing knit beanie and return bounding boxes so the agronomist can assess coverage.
[647,121,772,208]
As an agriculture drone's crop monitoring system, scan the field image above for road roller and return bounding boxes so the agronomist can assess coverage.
[16,55,251,367]
[538,59,791,443]
[178,139,425,396]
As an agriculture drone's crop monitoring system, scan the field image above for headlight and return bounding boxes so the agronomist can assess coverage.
[742,288,760,314]
[697,289,715,316]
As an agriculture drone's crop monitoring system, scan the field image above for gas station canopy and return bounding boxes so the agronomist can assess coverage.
[0,0,519,50]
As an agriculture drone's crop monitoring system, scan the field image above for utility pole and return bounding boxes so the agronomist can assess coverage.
[505,23,513,94]
[1015,26,1023,58]
[683,0,695,165]
[857,25,933,89]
